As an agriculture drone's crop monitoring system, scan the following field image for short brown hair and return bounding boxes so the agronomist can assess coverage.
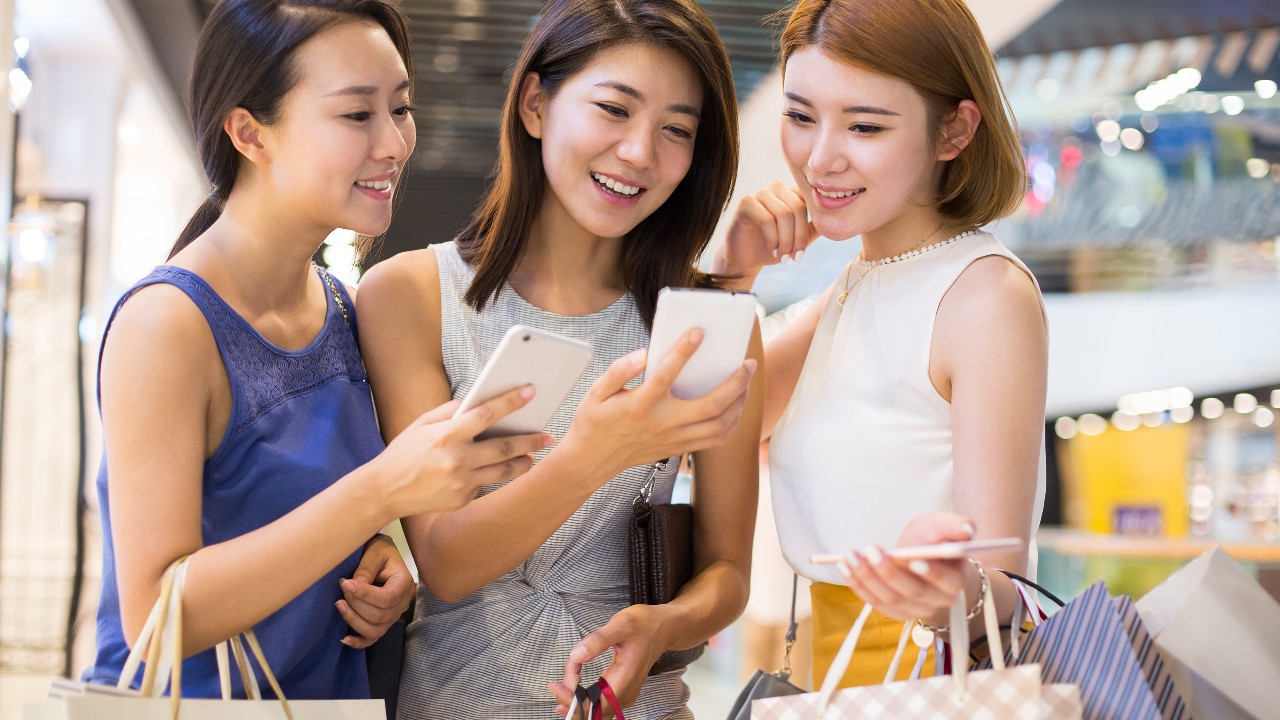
[780,0,1025,227]
[456,0,739,327]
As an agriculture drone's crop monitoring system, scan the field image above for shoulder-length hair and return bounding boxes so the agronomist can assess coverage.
[456,0,738,327]
[780,0,1025,228]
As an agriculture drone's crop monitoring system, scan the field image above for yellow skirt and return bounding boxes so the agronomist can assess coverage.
[810,581,936,689]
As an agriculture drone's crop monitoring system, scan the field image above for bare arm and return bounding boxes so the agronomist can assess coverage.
[938,255,1048,631]
[760,283,832,439]
[358,253,757,603]
[106,281,541,657]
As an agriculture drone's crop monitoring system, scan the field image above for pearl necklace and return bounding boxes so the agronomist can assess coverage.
[837,228,981,309]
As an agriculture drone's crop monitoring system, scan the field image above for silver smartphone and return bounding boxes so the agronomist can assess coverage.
[646,288,757,400]
[454,325,593,439]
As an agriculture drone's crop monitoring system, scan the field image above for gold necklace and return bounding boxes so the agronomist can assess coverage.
[836,222,949,310]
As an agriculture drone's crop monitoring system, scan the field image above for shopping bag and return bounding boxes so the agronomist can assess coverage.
[727,575,806,720]
[992,581,1161,720]
[752,569,1078,718]
[1112,595,1188,720]
[25,557,385,720]
[1136,547,1280,720]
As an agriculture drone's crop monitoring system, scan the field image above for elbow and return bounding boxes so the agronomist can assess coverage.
[418,562,474,604]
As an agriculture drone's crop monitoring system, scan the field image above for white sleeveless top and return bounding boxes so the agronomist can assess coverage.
[769,232,1047,586]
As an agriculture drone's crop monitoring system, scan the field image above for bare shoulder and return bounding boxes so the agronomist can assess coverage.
[100,282,219,405]
[356,247,441,318]
[940,254,1044,330]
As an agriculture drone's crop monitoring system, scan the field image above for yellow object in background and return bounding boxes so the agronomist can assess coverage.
[1064,423,1190,537]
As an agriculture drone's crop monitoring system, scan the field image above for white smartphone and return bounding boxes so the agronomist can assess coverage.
[810,537,1024,565]
[454,325,593,439]
[646,288,757,400]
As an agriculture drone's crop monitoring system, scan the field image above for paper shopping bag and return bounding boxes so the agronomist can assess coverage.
[1112,595,1188,720]
[25,557,385,720]
[1136,547,1280,720]
[752,576,1066,719]
[1008,581,1161,720]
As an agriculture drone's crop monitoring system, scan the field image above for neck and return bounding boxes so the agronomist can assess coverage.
[509,194,625,315]
[176,185,329,312]
[859,211,965,263]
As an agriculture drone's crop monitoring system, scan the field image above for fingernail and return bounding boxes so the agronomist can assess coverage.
[781,254,792,266]
[864,546,884,565]
[846,551,861,568]
[630,349,646,367]
[521,385,536,400]
[689,328,704,344]
[795,250,805,263]
[962,521,976,538]
[744,358,758,375]
[571,647,588,662]
[341,637,353,647]
[837,558,853,579]
[909,559,930,576]
[772,248,779,258]
[543,433,556,448]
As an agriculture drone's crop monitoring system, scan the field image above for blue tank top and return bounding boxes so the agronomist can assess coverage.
[83,265,384,699]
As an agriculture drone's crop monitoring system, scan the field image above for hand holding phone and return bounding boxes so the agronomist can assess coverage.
[455,325,593,439]
[645,288,757,399]
[810,537,1023,565]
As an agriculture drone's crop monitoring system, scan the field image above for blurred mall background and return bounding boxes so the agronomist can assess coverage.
[2,0,1280,717]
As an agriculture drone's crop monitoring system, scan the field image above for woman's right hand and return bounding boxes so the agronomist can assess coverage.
[370,386,553,518]
[712,181,818,288]
[560,330,756,479]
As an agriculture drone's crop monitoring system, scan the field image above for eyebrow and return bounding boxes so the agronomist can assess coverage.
[784,92,901,116]
[325,79,412,97]
[596,81,701,120]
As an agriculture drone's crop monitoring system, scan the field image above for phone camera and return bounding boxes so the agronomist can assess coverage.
[522,334,531,341]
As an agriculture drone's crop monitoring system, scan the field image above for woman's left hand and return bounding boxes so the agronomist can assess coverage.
[837,512,974,624]
[548,605,667,718]
[337,534,416,648]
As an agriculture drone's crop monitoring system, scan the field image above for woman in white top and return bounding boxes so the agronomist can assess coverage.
[712,0,1048,688]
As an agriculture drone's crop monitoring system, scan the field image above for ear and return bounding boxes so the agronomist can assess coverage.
[517,72,546,140]
[937,99,981,162]
[223,107,269,164]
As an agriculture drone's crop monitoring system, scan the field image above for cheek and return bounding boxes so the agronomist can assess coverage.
[780,128,809,179]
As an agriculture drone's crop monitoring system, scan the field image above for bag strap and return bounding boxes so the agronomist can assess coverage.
[814,570,1005,712]
[633,457,677,505]
[597,677,626,720]
[778,574,799,679]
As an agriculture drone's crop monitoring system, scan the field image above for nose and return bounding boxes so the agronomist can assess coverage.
[376,111,413,163]
[807,127,848,177]
[615,126,656,170]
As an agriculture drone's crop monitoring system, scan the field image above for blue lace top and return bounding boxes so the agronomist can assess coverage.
[83,265,384,699]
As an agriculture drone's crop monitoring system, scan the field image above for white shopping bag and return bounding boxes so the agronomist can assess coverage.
[752,569,1081,718]
[25,557,385,720]
[1136,547,1280,720]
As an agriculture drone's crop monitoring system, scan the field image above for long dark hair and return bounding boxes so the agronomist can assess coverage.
[169,0,414,260]
[456,0,739,327]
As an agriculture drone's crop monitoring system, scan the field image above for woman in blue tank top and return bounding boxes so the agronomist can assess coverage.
[84,0,550,700]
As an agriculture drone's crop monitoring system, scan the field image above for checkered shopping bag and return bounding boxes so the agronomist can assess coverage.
[752,574,1081,719]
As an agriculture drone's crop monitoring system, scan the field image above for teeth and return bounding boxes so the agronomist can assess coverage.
[591,172,640,197]
[816,187,861,199]
[356,179,392,191]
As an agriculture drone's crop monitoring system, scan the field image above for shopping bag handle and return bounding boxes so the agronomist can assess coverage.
[814,568,1003,712]
[117,556,296,720]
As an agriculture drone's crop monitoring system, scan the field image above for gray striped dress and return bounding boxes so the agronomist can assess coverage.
[395,241,692,719]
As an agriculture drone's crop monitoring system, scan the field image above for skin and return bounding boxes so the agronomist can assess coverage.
[357,42,762,718]
[712,47,1048,637]
[100,20,547,659]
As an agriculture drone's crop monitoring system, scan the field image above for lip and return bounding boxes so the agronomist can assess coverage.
[354,170,397,201]
[809,181,864,210]
[589,170,646,208]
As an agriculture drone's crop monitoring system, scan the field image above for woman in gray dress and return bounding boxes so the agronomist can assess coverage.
[357,0,762,717]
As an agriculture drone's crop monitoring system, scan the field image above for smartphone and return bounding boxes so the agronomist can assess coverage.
[454,325,593,439]
[810,537,1024,565]
[646,288,757,400]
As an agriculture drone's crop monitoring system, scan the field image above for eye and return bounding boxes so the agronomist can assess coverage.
[393,104,417,117]
[782,109,814,125]
[665,125,694,140]
[596,103,627,118]
[344,111,373,122]
[849,123,883,135]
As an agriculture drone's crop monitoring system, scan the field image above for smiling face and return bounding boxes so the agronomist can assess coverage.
[781,46,949,243]
[519,42,702,242]
[257,20,416,237]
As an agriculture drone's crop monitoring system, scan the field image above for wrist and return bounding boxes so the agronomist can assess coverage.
[346,459,399,530]
[710,250,760,291]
